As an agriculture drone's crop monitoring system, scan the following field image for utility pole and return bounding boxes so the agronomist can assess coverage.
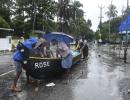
[98,5,104,41]
[124,0,129,63]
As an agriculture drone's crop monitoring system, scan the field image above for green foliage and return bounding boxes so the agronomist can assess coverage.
[77,18,94,40]
[1,0,94,40]
[96,16,122,41]
[0,16,10,28]
[57,0,84,33]
[11,16,24,32]
[0,16,11,37]
[0,0,14,22]
[110,17,122,33]
[95,4,121,41]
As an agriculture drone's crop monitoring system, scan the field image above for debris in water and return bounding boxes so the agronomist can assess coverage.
[35,87,39,92]
[98,55,101,57]
[45,82,55,87]
[128,89,130,93]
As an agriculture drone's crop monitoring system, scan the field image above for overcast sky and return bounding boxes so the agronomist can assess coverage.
[79,0,127,31]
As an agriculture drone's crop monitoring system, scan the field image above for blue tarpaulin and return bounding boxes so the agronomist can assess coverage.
[119,14,130,34]
[22,38,38,50]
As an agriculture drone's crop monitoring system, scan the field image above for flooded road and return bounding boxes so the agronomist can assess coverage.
[73,45,124,100]
[1,44,130,100]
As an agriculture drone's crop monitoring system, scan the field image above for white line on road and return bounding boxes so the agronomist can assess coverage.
[0,70,15,77]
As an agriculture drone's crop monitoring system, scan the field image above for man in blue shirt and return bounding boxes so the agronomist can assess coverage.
[10,41,35,92]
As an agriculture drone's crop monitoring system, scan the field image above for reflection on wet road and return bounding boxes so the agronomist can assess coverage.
[73,45,123,100]
[1,44,130,100]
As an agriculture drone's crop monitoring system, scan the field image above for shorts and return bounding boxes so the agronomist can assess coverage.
[14,61,22,73]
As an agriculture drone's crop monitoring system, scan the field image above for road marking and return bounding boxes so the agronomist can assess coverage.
[0,70,15,77]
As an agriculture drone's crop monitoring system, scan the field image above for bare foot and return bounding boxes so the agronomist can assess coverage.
[9,85,22,92]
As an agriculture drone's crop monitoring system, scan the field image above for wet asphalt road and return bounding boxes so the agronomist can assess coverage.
[1,44,130,100]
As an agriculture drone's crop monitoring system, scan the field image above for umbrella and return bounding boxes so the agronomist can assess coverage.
[43,32,74,44]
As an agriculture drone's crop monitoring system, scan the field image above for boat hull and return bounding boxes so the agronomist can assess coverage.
[23,52,81,79]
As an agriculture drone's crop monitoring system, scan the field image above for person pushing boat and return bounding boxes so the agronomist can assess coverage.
[10,37,45,92]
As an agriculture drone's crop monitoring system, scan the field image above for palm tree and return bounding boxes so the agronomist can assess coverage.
[72,1,83,34]
[106,4,118,40]
[57,0,84,33]
[57,0,71,32]
[106,4,118,56]
[71,1,83,20]
[106,4,118,19]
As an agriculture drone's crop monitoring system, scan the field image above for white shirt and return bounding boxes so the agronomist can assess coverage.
[58,42,70,58]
